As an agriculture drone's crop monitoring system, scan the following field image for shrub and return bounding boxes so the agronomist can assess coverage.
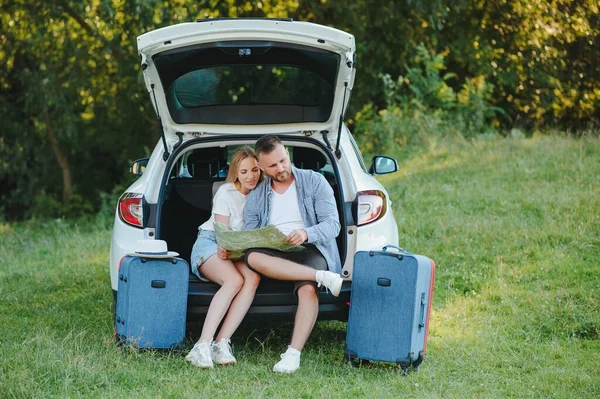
[29,190,94,220]
[353,44,504,157]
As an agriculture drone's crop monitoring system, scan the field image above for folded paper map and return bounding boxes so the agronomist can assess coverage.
[214,222,305,259]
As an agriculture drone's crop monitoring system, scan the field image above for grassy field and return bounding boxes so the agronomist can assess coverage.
[1,135,599,398]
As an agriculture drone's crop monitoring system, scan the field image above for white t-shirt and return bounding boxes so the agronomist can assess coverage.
[269,180,306,236]
[199,183,247,232]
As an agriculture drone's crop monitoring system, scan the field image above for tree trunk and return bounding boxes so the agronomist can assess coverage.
[44,112,73,206]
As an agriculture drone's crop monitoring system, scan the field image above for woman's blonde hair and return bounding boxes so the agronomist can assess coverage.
[225,147,264,185]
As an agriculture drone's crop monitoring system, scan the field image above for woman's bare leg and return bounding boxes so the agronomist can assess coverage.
[197,256,244,343]
[216,261,261,341]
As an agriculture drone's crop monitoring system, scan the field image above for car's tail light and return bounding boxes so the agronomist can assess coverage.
[118,193,143,228]
[357,190,387,226]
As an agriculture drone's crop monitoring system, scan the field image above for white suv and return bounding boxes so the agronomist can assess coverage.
[110,18,399,322]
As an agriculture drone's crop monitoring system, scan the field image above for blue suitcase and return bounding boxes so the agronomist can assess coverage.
[345,245,435,371]
[115,255,189,349]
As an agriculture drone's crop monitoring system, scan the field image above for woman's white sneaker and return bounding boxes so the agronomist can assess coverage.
[185,341,213,369]
[273,346,301,373]
[212,339,236,365]
[315,270,343,297]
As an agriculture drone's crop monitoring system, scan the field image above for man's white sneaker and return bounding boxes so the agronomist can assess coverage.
[315,270,343,297]
[185,341,213,369]
[273,346,301,373]
[212,339,236,365]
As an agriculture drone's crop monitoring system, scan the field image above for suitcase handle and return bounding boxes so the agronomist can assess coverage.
[418,293,426,331]
[382,245,408,254]
[151,280,166,289]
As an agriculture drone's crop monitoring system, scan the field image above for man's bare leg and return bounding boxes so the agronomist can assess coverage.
[290,284,319,351]
[246,252,318,281]
[272,282,320,373]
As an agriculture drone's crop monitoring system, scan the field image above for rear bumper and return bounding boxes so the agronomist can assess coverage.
[187,279,351,322]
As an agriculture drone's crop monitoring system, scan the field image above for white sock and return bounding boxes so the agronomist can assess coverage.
[315,270,324,283]
[287,346,301,356]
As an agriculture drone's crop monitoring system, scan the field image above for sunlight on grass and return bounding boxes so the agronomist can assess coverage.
[2,135,599,397]
[380,134,600,396]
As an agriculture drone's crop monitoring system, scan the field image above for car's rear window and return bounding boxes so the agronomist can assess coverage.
[170,145,333,180]
[153,42,340,125]
[173,65,330,108]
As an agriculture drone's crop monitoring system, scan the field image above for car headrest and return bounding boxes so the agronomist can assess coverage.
[292,147,327,171]
[187,147,227,179]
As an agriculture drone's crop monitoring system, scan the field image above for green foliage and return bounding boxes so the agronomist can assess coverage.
[0,1,158,219]
[1,0,599,219]
[439,0,600,127]
[354,44,503,158]
[29,191,94,220]
[383,44,458,111]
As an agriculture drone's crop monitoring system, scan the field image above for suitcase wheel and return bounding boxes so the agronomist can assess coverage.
[344,353,354,366]
[113,330,125,347]
[344,355,373,368]
[413,352,425,368]
[344,353,362,367]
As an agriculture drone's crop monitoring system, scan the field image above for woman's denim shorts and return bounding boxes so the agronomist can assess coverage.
[190,229,217,282]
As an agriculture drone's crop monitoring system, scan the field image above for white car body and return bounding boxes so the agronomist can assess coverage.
[109,18,398,321]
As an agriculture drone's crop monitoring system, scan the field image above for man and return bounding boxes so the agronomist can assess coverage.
[243,135,343,373]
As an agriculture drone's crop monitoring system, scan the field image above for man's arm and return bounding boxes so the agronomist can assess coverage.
[243,189,261,230]
[304,173,340,244]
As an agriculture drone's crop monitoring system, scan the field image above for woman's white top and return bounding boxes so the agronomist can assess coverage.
[199,183,247,232]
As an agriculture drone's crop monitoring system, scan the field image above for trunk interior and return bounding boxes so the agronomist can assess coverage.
[157,142,347,286]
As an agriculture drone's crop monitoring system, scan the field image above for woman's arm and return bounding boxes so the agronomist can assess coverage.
[214,213,232,260]
[214,214,230,227]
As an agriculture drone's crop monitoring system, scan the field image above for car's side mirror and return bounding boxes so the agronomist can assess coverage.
[368,156,398,175]
[130,158,149,176]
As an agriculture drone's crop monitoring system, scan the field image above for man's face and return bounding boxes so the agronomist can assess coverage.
[257,143,292,183]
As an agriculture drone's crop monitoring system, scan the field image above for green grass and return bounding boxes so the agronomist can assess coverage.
[1,135,599,398]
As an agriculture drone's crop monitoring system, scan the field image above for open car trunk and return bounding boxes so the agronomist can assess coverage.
[155,139,348,320]
[137,19,356,143]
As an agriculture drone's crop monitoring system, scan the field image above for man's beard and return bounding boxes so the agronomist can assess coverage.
[268,168,291,183]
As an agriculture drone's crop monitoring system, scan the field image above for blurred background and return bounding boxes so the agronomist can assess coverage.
[1,0,598,221]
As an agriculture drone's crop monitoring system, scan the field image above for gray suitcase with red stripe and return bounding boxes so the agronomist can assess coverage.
[345,245,435,371]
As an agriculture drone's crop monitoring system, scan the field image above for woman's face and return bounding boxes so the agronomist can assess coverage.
[237,157,260,193]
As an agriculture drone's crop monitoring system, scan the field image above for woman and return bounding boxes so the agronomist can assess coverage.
[185,147,262,369]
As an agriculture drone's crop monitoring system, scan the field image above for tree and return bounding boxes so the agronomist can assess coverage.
[0,0,598,220]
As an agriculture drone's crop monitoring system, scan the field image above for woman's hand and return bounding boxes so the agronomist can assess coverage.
[217,245,231,260]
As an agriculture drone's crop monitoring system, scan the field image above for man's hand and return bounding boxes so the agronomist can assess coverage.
[285,229,308,246]
[217,245,231,260]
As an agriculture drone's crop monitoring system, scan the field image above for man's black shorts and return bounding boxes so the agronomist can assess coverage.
[245,244,327,294]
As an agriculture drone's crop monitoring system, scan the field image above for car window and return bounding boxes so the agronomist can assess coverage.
[173,66,330,108]
[171,145,334,181]
[290,146,338,187]
[154,42,340,125]
[170,147,228,180]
